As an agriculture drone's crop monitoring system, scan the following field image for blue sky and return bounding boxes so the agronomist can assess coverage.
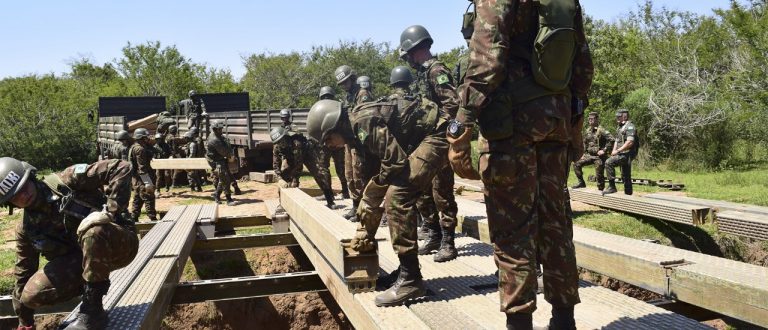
[0,1,736,80]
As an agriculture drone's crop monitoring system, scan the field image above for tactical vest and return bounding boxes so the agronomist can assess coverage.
[355,95,443,155]
[43,172,102,221]
[617,120,639,158]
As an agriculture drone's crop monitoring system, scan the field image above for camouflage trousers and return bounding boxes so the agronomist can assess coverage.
[131,183,157,220]
[606,153,633,195]
[573,154,607,189]
[345,144,379,204]
[321,146,348,191]
[156,169,172,191]
[212,162,233,196]
[478,95,580,314]
[416,163,458,229]
[15,223,138,309]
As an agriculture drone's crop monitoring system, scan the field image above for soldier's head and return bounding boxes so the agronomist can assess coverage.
[184,127,199,140]
[279,108,292,126]
[356,76,372,91]
[307,99,349,149]
[461,1,476,46]
[188,90,197,98]
[390,66,414,90]
[399,25,434,69]
[270,127,289,146]
[116,130,132,147]
[319,86,335,100]
[168,125,178,136]
[211,120,225,135]
[615,109,629,123]
[588,112,599,128]
[334,65,357,92]
[0,157,39,209]
[133,128,150,144]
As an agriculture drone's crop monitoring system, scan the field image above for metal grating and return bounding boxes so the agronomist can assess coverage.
[716,210,768,241]
[107,258,177,329]
[570,189,712,225]
[154,205,201,257]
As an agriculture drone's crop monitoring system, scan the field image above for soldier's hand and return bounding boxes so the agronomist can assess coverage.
[447,126,480,180]
[611,150,619,156]
[598,150,605,156]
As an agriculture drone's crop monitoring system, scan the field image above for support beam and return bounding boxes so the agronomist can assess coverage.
[136,214,270,235]
[0,296,79,318]
[570,188,712,225]
[171,271,326,304]
[192,233,297,252]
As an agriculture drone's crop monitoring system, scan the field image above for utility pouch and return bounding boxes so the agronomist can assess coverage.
[477,92,516,141]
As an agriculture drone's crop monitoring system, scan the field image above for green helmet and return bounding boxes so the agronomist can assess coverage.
[307,100,343,143]
[319,86,335,100]
[390,66,413,86]
[169,125,178,134]
[356,76,372,90]
[399,25,433,54]
[270,127,288,143]
[188,90,197,98]
[211,120,225,129]
[116,130,130,141]
[161,111,171,117]
[334,65,355,85]
[279,108,291,119]
[133,128,150,140]
[0,157,37,205]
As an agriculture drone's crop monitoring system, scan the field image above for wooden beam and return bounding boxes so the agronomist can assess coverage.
[150,158,211,170]
[192,233,297,252]
[570,188,713,225]
[170,271,326,304]
[0,296,79,318]
[249,170,277,183]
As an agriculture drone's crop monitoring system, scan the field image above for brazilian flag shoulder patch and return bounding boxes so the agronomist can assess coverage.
[436,74,450,85]
[73,164,88,174]
[357,128,369,142]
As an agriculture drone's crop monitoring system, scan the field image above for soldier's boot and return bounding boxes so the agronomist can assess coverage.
[418,222,442,255]
[571,177,586,189]
[146,200,158,221]
[212,186,223,204]
[374,254,426,307]
[506,313,533,330]
[344,201,359,222]
[622,177,633,196]
[233,182,243,195]
[597,179,605,191]
[376,268,400,289]
[341,182,350,199]
[417,221,430,240]
[13,297,35,329]
[434,227,458,262]
[225,194,237,206]
[603,180,618,194]
[548,306,576,330]
[62,281,110,330]
[323,190,336,208]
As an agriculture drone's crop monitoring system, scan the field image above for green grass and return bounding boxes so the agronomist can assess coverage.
[236,225,272,235]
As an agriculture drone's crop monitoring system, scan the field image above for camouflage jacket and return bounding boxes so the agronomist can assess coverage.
[272,135,301,177]
[129,142,156,186]
[15,160,132,283]
[615,120,637,154]
[205,133,232,164]
[458,0,594,120]
[583,126,614,156]
[356,88,375,106]
[179,98,207,117]
[107,143,129,161]
[167,135,189,158]
[187,140,203,158]
[454,53,470,86]
[416,58,460,119]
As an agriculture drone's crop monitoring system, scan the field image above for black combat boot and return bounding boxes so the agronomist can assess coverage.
[13,297,35,330]
[548,306,576,330]
[417,222,442,255]
[374,254,426,307]
[434,227,457,262]
[344,201,359,222]
[225,194,237,206]
[571,178,586,189]
[233,183,243,195]
[622,177,633,196]
[602,180,617,194]
[62,281,110,330]
[417,222,430,240]
[341,182,350,199]
[597,180,605,191]
[324,190,335,209]
[506,313,533,330]
[211,186,223,204]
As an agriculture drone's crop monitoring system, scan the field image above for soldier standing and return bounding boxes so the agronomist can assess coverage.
[572,112,614,190]
[399,25,460,262]
[270,127,336,208]
[450,0,594,328]
[356,76,374,98]
[166,125,190,191]
[316,89,351,200]
[307,96,448,307]
[179,90,208,129]
[335,65,374,108]
[108,130,132,161]
[153,131,173,196]
[0,157,139,329]
[206,120,237,206]
[129,128,158,221]
[184,128,204,192]
[605,109,637,195]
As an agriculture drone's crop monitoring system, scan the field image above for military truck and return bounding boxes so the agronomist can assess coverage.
[96,93,309,176]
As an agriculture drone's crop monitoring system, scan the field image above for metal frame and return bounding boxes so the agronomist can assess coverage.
[193,233,297,252]
[171,271,326,304]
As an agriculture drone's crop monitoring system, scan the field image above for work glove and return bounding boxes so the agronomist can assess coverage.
[77,209,114,238]
[447,126,480,180]
[350,222,379,253]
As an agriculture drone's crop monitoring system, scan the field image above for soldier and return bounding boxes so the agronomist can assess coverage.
[307,96,448,306]
[334,65,374,108]
[319,86,335,100]
[356,75,373,95]
[270,127,336,207]
[0,157,139,329]
[107,130,132,161]
[206,120,237,206]
[129,128,158,221]
[399,25,460,262]
[450,0,593,328]
[179,90,208,129]
[572,112,614,190]
[279,108,293,131]
[184,128,204,192]
[153,131,173,195]
[156,111,176,135]
[166,125,190,191]
[605,109,637,195]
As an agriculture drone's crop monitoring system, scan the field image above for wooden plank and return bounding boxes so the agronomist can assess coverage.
[150,158,211,170]
[127,113,159,131]
[570,188,713,225]
[249,171,276,183]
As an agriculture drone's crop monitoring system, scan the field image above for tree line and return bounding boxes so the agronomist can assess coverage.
[1,0,766,171]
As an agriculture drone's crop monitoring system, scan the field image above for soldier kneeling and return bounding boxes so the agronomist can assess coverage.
[0,158,139,330]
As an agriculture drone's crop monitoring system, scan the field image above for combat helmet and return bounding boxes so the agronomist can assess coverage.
[279,108,291,119]
[356,76,372,90]
[116,130,131,141]
[306,100,343,143]
[318,86,335,100]
[188,90,197,98]
[334,65,355,85]
[390,66,414,86]
[270,127,288,143]
[399,25,433,54]
[183,127,199,139]
[168,125,178,135]
[0,157,37,205]
[211,120,225,130]
[133,128,150,140]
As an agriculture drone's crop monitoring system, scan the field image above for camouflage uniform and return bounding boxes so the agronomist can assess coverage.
[343,87,380,215]
[129,141,158,221]
[457,0,593,317]
[167,134,190,188]
[106,143,129,161]
[606,120,637,195]
[154,134,173,192]
[186,136,204,191]
[179,97,207,129]
[273,132,335,203]
[573,125,614,189]
[206,130,234,200]
[13,160,138,324]
[321,146,348,196]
